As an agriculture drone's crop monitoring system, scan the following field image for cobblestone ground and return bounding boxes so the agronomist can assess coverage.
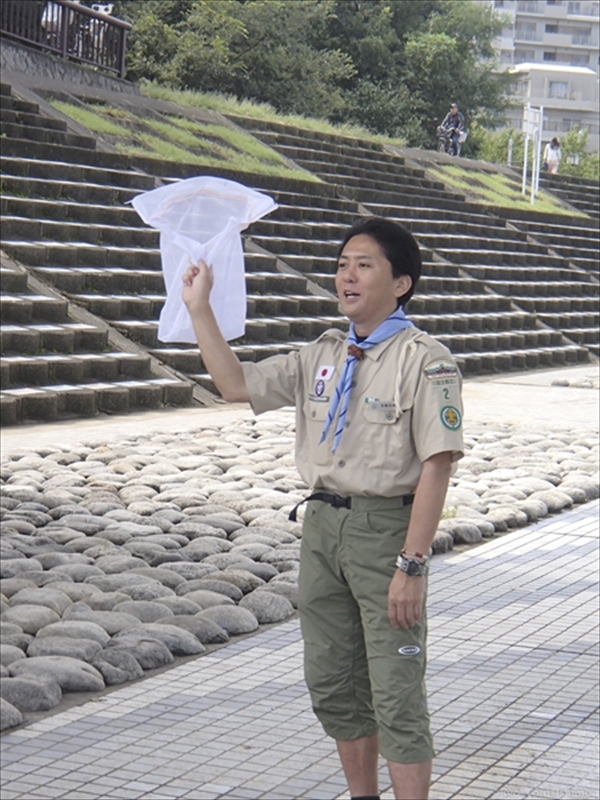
[1,500,597,800]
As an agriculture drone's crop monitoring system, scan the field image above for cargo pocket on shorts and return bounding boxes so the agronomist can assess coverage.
[363,506,412,571]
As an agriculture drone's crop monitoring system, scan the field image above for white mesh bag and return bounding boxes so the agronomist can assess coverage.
[131,176,277,343]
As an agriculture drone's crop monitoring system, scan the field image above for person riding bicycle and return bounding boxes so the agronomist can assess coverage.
[438,103,466,156]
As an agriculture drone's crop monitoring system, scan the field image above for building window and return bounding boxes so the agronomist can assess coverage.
[570,53,590,64]
[515,48,536,60]
[549,81,569,98]
[511,79,531,96]
[572,27,591,44]
[560,118,587,131]
[567,2,581,12]
[543,51,558,60]
[545,24,559,33]
[517,1,539,12]
[500,49,514,63]
[516,22,539,40]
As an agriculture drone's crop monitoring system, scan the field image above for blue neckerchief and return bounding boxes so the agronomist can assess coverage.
[319,307,414,453]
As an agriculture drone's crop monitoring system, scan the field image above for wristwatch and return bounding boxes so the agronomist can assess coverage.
[396,554,427,577]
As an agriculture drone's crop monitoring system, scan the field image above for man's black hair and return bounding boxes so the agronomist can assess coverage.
[337,217,421,307]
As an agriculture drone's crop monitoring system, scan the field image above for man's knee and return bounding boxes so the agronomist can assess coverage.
[303,638,377,741]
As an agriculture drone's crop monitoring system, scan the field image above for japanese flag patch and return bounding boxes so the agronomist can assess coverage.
[315,365,335,381]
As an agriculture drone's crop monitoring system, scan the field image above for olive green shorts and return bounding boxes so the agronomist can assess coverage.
[297,495,434,764]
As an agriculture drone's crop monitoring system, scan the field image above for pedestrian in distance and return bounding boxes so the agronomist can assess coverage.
[437,102,466,156]
[182,216,464,800]
[543,137,562,174]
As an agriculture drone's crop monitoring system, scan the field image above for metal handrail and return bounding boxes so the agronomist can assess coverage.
[0,0,132,79]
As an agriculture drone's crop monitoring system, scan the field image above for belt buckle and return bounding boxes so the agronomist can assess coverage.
[332,494,351,509]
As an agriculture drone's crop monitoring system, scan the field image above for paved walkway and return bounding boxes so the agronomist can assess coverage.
[1,500,598,800]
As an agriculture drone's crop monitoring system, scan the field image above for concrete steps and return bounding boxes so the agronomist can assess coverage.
[1,154,157,191]
[0,378,191,426]
[1,81,598,424]
[495,213,599,280]
[539,174,599,219]
[0,81,196,425]
[0,122,97,151]
[1,215,159,249]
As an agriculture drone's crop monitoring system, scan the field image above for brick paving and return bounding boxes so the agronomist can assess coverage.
[1,499,597,800]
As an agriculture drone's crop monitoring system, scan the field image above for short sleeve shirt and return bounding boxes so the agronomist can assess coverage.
[242,326,464,497]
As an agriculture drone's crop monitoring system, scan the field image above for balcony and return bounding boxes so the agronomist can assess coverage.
[514,30,541,42]
[541,32,573,46]
[566,1,600,17]
[571,34,592,44]
[517,1,541,13]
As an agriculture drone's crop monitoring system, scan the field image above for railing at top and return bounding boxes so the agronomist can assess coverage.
[0,0,131,79]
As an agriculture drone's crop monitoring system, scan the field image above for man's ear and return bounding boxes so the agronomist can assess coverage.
[394,274,412,299]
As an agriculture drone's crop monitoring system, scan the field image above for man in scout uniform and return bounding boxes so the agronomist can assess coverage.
[182,217,464,800]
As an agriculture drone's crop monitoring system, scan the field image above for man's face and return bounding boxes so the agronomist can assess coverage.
[335,234,411,336]
[450,105,457,113]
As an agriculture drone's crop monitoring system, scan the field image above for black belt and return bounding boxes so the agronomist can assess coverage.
[288,492,414,522]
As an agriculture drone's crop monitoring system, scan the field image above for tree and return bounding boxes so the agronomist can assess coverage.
[558,128,600,181]
[399,1,513,146]
[114,0,512,144]
[326,0,511,144]
[115,0,354,119]
[219,0,355,118]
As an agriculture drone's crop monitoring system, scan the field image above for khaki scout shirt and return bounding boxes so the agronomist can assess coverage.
[242,326,464,497]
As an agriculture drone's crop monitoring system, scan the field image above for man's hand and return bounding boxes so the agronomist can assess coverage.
[388,570,425,629]
[182,259,213,316]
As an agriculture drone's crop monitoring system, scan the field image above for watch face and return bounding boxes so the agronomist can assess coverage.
[400,558,425,576]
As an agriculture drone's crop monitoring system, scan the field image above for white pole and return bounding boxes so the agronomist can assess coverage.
[523,135,529,195]
[531,117,540,205]
[522,103,530,195]
[508,136,513,167]
[535,105,544,195]
[531,123,537,205]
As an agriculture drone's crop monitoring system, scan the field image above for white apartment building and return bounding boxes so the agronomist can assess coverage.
[480,0,600,150]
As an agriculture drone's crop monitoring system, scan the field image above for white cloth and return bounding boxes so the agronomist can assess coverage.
[131,176,277,344]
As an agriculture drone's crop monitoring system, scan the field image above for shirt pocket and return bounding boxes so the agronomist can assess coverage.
[302,398,331,465]
[361,399,414,474]
[363,401,399,425]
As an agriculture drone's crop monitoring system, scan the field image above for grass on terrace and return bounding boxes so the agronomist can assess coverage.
[52,87,586,217]
[140,81,408,146]
[427,163,585,216]
[49,99,318,182]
